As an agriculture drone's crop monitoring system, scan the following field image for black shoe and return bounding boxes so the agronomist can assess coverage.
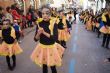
[12,55,16,70]
[107,58,110,62]
[13,63,16,68]
[106,46,110,49]
[8,66,14,71]
[12,63,16,70]
[12,66,15,70]
[102,44,104,47]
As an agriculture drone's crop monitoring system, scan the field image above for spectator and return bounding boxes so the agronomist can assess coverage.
[5,7,13,24]
[13,20,21,43]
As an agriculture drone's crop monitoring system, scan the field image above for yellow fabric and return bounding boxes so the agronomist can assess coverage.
[39,43,55,48]
[1,27,16,39]
[36,17,57,35]
[58,29,70,41]
[102,13,107,22]
[0,42,23,57]
[11,27,16,39]
[36,18,43,25]
[86,20,92,31]
[107,27,110,34]
[49,17,60,35]
[49,18,55,35]
[56,18,60,24]
[51,16,60,24]
[30,43,64,67]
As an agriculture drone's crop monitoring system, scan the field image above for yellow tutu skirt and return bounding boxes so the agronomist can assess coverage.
[30,43,65,67]
[58,29,70,41]
[86,21,92,30]
[0,42,23,57]
[107,27,110,34]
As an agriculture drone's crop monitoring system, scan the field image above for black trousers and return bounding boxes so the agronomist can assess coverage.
[15,31,20,41]
[97,28,101,38]
[27,20,32,27]
[43,64,57,73]
[102,34,110,48]
[6,55,16,69]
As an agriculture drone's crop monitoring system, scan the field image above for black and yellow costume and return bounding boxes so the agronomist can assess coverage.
[101,12,110,49]
[31,18,65,73]
[0,26,23,70]
[57,16,71,48]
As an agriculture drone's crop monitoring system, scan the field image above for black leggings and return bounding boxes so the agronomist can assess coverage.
[102,34,110,47]
[43,64,57,73]
[6,55,16,68]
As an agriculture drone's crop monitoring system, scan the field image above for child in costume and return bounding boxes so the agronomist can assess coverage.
[31,5,64,73]
[57,10,71,48]
[0,20,23,71]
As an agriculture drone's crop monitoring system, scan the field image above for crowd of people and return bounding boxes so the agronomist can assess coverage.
[79,8,110,63]
[0,3,42,42]
[0,3,77,73]
[1,2,110,73]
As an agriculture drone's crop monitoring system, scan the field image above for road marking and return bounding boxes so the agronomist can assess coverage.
[74,35,78,41]
[69,18,79,73]
[69,59,75,73]
[72,43,77,53]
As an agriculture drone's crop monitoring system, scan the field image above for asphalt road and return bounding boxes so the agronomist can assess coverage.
[0,17,110,73]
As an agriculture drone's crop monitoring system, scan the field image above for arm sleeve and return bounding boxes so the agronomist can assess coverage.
[34,25,39,42]
[50,24,58,42]
[11,27,16,39]
[12,10,21,19]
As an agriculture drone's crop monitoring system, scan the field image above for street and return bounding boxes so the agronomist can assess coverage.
[0,19,110,73]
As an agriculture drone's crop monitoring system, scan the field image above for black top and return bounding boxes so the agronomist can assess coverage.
[2,27,15,44]
[105,14,110,26]
[34,20,58,45]
[103,14,110,26]
[58,19,71,29]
